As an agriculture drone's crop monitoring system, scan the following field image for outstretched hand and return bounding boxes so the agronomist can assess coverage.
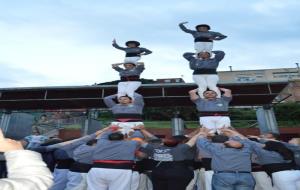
[132,125,145,130]
[112,38,116,44]
[95,126,111,136]
[180,21,188,24]
[197,127,209,137]
[189,89,198,94]
[220,128,241,137]
[0,129,23,152]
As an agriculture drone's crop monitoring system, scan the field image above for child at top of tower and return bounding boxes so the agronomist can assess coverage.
[112,39,152,64]
[179,21,227,53]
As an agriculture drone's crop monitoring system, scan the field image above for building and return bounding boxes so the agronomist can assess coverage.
[218,67,300,102]
[218,67,300,83]
[156,78,185,84]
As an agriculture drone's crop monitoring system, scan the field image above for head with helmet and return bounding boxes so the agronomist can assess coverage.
[195,24,211,32]
[125,40,140,48]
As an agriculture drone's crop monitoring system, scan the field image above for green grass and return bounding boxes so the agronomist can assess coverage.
[57,120,300,130]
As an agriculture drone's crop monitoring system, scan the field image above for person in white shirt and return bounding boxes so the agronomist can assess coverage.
[0,129,53,190]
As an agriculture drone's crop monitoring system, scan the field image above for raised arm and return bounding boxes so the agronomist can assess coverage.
[112,39,126,50]
[185,128,200,139]
[212,51,225,62]
[133,125,157,140]
[185,130,203,147]
[178,22,194,34]
[112,63,124,72]
[196,131,221,154]
[211,32,227,41]
[140,48,152,55]
[135,64,145,73]
[183,52,196,62]
[46,132,99,151]
[103,94,118,108]
[133,93,144,107]
[189,89,200,102]
[219,88,232,98]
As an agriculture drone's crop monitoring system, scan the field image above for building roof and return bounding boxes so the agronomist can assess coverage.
[0,82,288,110]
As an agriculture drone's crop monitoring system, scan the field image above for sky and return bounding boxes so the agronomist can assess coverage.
[0,0,300,87]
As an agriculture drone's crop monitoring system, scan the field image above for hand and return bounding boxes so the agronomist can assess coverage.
[0,129,23,152]
[198,127,209,137]
[247,135,260,139]
[218,88,227,92]
[180,21,188,24]
[109,125,121,132]
[112,39,116,44]
[189,89,198,94]
[132,125,145,130]
[220,128,240,137]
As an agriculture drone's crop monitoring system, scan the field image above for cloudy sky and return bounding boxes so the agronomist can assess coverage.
[0,0,300,87]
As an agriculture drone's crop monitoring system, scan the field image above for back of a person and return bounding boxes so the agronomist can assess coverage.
[211,145,252,172]
[92,139,137,161]
[149,144,194,190]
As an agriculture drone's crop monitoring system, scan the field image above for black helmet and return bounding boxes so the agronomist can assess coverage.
[195,24,211,30]
[125,40,140,47]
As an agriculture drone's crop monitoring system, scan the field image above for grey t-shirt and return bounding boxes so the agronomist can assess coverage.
[197,137,254,172]
[103,93,144,115]
[194,96,232,112]
[113,65,145,77]
[73,144,96,164]
[92,132,139,161]
[141,144,192,161]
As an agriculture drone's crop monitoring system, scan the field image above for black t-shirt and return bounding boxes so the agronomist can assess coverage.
[141,144,192,161]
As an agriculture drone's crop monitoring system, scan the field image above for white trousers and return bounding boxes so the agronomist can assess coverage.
[272,170,300,190]
[252,171,273,190]
[117,81,141,100]
[65,171,88,190]
[199,116,231,134]
[138,173,153,190]
[111,122,144,135]
[186,169,201,190]
[87,168,138,190]
[124,56,140,64]
[49,168,69,190]
[194,42,213,53]
[192,75,220,98]
[199,169,213,190]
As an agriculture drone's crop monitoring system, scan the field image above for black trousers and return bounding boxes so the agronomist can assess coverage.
[151,164,194,190]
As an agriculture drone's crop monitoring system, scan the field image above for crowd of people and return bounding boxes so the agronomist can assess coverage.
[0,22,300,190]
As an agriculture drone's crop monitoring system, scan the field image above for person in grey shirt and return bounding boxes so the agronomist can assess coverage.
[189,88,232,134]
[65,139,97,190]
[112,39,152,64]
[226,129,300,190]
[179,22,226,53]
[87,126,142,190]
[183,50,225,98]
[112,61,145,100]
[196,128,256,190]
[104,93,144,135]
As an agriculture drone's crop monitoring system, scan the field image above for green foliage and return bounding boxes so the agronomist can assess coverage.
[97,103,300,128]
[274,102,300,121]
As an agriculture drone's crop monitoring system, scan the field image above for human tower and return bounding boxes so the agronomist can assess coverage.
[105,21,232,134]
